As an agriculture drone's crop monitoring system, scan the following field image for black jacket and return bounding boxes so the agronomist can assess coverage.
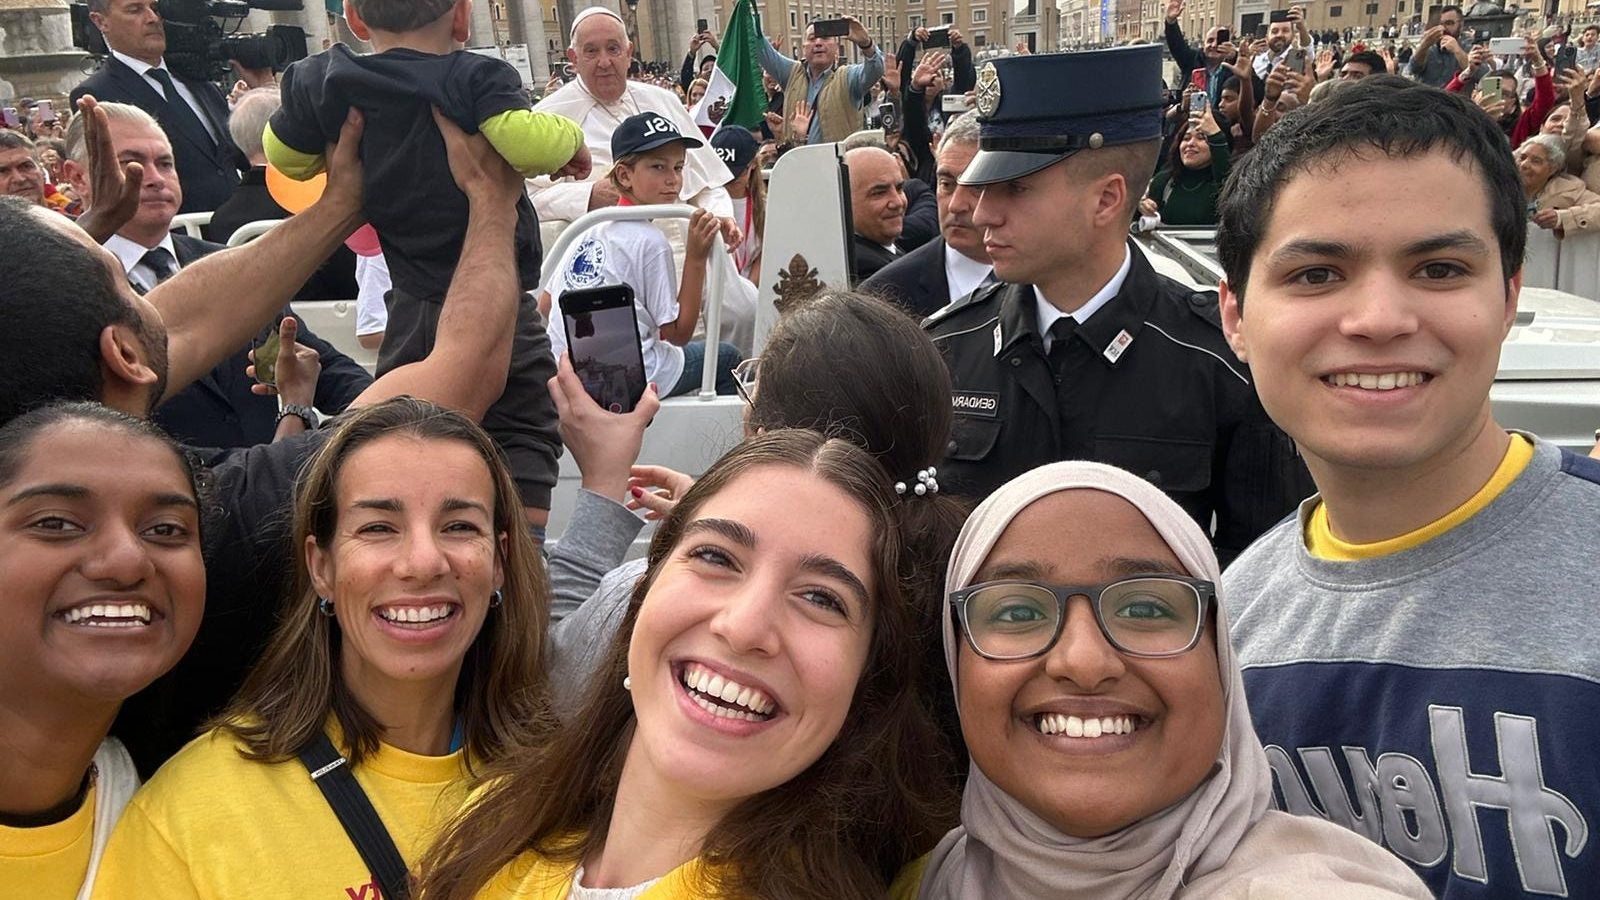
[860,235,953,318]
[925,244,1313,565]
[896,178,939,254]
[209,167,359,302]
[151,235,372,449]
[850,233,900,286]
[71,57,247,217]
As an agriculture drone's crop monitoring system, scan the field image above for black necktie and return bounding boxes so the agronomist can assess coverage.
[146,68,215,146]
[141,247,178,287]
[1047,317,1077,370]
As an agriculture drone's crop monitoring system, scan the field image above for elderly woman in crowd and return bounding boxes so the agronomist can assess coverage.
[892,461,1433,899]
[1519,132,1600,237]
[0,403,206,899]
[1539,69,1600,189]
[92,399,549,899]
[418,429,958,899]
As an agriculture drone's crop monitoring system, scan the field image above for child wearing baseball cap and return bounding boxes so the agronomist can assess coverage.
[543,112,742,396]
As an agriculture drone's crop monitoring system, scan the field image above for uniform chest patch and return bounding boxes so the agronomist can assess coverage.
[952,391,1000,417]
[1103,329,1134,363]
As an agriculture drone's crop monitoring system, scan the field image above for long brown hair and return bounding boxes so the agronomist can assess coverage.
[216,398,549,767]
[417,429,958,900]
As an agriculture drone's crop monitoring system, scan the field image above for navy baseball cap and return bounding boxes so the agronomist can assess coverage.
[710,127,759,178]
[611,112,704,159]
[961,45,1168,186]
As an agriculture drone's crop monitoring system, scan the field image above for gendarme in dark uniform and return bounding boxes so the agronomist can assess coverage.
[926,46,1312,564]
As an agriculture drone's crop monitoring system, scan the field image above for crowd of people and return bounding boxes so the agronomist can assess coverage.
[1149,1,1600,227]
[4,0,1600,898]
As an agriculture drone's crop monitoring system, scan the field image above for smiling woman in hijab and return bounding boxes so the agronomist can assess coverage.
[894,461,1432,899]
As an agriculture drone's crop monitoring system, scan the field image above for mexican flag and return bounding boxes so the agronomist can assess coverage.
[691,0,767,136]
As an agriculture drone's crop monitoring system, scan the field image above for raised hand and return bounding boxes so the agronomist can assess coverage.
[913,49,949,90]
[72,95,143,244]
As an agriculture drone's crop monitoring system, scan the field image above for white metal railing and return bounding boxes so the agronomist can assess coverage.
[169,211,213,239]
[1526,228,1600,302]
[226,218,284,247]
[540,204,734,400]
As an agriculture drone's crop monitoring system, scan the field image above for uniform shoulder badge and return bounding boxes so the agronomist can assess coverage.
[975,62,1002,118]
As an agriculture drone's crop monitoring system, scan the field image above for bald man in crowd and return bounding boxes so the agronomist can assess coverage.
[844,146,907,285]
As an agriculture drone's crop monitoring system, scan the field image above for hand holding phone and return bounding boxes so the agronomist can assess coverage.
[560,285,648,414]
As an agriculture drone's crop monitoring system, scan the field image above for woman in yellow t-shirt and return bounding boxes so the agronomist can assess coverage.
[0,403,206,900]
[92,398,552,900]
[416,430,958,900]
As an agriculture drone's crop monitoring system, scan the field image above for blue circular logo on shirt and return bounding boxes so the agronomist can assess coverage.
[568,237,606,288]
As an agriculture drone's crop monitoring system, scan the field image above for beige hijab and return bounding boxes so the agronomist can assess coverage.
[917,462,1431,900]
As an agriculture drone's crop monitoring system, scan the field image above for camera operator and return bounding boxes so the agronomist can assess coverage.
[69,0,249,218]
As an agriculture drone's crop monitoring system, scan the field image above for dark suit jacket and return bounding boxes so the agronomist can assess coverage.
[859,235,953,319]
[209,168,359,302]
[151,235,372,449]
[71,57,248,217]
[850,233,900,287]
[896,178,939,254]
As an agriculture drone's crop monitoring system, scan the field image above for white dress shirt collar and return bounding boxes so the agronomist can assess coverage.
[107,232,179,292]
[943,243,994,305]
[1034,243,1132,352]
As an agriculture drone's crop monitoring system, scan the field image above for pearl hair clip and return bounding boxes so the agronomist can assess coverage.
[895,467,940,497]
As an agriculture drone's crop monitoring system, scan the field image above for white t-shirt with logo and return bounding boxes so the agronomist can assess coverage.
[547,219,686,392]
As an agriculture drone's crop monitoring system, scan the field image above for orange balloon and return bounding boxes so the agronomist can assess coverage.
[265,165,326,214]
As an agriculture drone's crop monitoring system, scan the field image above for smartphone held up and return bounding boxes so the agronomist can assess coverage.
[561,285,648,415]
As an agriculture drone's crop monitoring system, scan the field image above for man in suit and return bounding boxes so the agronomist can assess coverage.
[70,0,248,217]
[844,146,907,286]
[63,101,370,448]
[209,87,358,302]
[861,112,994,318]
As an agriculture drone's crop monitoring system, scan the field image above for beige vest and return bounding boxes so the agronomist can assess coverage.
[783,63,861,145]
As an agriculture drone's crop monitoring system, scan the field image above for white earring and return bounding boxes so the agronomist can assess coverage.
[623,675,633,691]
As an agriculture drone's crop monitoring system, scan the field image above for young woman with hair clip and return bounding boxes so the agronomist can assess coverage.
[417,429,956,900]
[0,403,206,900]
[545,291,968,770]
[91,398,550,899]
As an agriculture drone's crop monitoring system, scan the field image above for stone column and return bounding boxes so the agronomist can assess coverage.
[0,0,90,101]
[510,0,550,65]
[470,0,498,47]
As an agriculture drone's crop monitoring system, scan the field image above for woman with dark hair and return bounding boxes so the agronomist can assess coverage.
[1149,99,1232,226]
[893,461,1429,899]
[418,429,957,899]
[0,403,206,899]
[92,398,550,899]
[546,291,966,709]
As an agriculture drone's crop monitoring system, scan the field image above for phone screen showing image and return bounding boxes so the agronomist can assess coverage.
[562,287,647,414]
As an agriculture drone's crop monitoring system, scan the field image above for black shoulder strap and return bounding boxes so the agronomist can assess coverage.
[298,733,412,900]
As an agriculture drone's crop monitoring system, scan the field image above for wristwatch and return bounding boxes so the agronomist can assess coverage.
[276,402,319,430]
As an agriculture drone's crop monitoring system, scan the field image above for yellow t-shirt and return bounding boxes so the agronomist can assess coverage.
[90,727,470,900]
[0,784,96,900]
[887,851,932,900]
[1306,433,1535,561]
[477,850,708,899]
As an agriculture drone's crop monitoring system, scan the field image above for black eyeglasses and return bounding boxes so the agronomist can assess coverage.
[732,357,759,406]
[949,576,1214,661]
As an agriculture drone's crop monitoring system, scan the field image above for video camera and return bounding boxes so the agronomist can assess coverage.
[70,0,309,86]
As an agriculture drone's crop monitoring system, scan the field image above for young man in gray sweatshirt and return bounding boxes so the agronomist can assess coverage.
[1215,75,1600,898]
